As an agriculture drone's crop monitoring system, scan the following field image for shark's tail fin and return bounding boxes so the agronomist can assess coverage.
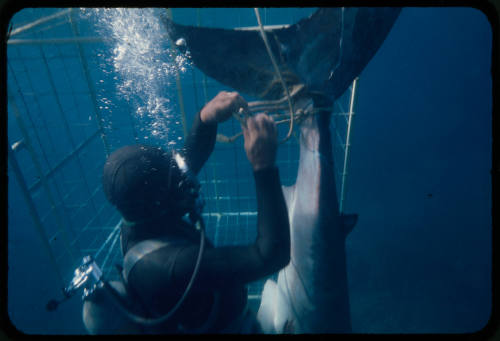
[162,8,401,102]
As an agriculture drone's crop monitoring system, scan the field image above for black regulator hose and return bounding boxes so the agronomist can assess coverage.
[99,216,206,326]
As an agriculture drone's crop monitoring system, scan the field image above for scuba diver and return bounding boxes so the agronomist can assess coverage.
[90,91,290,333]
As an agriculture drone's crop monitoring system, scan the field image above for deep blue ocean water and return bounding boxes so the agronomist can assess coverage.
[6,7,492,334]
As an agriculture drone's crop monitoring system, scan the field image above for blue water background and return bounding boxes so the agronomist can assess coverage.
[6,8,492,334]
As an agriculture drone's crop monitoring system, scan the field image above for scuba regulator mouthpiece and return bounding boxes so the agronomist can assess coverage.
[172,152,205,225]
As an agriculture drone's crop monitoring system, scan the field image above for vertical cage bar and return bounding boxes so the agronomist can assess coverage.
[68,8,111,157]
[339,77,359,214]
[166,8,188,139]
[196,8,222,217]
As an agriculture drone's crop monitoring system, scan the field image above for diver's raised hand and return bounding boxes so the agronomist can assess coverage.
[200,91,248,125]
[242,113,277,171]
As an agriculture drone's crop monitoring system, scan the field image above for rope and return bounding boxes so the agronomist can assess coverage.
[217,106,320,144]
[253,8,295,144]
[216,8,335,145]
[216,8,349,145]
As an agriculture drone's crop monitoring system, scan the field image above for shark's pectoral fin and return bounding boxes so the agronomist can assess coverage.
[257,279,292,334]
[282,185,295,211]
[341,213,358,238]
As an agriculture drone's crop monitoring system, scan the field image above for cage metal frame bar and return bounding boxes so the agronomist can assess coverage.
[7,144,65,286]
[68,8,111,157]
[8,97,79,263]
[9,8,72,37]
[339,77,359,214]
[28,129,100,193]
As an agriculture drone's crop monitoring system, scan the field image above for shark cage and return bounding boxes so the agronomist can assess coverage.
[6,8,359,333]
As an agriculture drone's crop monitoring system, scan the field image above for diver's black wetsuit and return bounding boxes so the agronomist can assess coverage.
[120,111,290,333]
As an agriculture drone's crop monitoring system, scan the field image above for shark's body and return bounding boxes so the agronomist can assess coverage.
[164,8,400,333]
[257,96,357,333]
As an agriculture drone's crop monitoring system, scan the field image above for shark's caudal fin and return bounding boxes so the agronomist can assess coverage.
[162,8,401,101]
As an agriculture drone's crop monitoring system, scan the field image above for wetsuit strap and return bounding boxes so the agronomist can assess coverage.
[122,239,174,283]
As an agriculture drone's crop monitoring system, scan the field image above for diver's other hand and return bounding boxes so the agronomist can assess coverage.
[200,91,248,125]
[242,113,277,171]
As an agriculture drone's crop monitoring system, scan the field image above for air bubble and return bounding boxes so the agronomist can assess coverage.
[89,8,187,145]
[175,38,186,47]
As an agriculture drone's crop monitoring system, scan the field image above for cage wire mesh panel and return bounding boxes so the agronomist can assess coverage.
[7,7,357,304]
[7,8,118,287]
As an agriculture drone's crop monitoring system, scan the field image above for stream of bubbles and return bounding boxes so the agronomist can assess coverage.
[80,8,189,147]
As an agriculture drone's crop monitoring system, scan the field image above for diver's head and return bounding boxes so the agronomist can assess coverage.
[102,144,202,224]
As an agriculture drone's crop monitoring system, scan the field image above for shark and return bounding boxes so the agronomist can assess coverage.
[163,7,401,333]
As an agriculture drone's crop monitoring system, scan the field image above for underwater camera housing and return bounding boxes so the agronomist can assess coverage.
[45,255,142,334]
[65,255,102,299]
[45,255,103,312]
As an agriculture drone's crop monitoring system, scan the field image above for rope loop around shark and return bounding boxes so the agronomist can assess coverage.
[163,7,401,333]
